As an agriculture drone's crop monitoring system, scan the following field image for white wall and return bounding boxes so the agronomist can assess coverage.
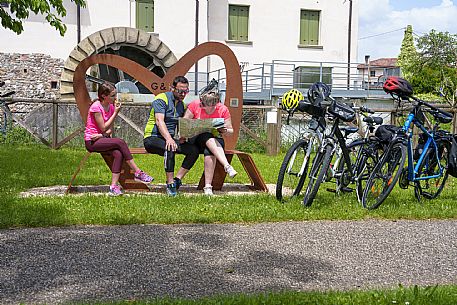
[0,0,358,70]
[0,0,132,59]
[207,0,359,71]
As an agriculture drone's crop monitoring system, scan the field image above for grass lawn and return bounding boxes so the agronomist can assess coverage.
[99,285,457,305]
[1,144,457,228]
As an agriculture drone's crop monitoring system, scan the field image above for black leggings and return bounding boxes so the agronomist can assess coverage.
[191,132,225,156]
[144,136,199,173]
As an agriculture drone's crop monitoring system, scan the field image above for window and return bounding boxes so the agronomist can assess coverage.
[50,81,58,89]
[228,5,249,41]
[293,66,332,89]
[300,10,320,46]
[370,70,376,77]
[136,0,154,32]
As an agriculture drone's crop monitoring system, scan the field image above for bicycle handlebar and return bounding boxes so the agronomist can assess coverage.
[0,91,15,98]
[411,96,452,118]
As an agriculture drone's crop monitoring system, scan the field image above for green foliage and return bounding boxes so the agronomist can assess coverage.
[0,126,37,144]
[397,25,418,79]
[406,30,457,106]
[0,0,86,35]
[236,131,267,153]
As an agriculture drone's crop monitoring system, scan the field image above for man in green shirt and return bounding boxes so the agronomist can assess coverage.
[143,76,199,196]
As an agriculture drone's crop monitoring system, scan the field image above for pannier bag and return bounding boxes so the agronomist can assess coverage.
[328,100,356,122]
[413,132,427,160]
[447,135,457,177]
[375,125,402,143]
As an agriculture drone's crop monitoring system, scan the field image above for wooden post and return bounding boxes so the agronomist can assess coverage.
[52,101,58,149]
[266,107,280,156]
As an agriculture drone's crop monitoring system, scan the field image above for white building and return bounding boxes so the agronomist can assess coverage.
[1,0,358,64]
[0,0,359,97]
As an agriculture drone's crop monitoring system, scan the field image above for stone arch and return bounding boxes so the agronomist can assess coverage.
[60,27,177,101]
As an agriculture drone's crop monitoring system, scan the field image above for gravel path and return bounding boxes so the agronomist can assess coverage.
[1,220,456,304]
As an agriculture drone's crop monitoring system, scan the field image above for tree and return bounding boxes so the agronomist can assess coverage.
[397,25,418,79]
[409,30,457,132]
[0,0,86,36]
[413,30,457,105]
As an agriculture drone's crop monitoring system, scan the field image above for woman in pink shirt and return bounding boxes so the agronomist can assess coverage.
[84,82,153,196]
[183,88,237,195]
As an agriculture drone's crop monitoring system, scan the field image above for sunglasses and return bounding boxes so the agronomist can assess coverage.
[173,87,190,94]
[200,102,217,107]
[108,93,117,98]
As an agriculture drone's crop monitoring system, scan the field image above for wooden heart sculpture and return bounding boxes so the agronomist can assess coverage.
[73,41,243,150]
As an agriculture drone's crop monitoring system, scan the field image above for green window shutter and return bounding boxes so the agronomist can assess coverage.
[300,10,319,45]
[136,0,154,32]
[237,6,248,41]
[228,5,238,40]
[228,5,249,41]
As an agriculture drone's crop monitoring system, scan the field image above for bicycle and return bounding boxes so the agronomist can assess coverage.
[276,84,384,205]
[275,98,326,202]
[302,97,387,207]
[361,76,453,209]
[334,109,385,202]
[0,81,16,136]
[298,81,385,207]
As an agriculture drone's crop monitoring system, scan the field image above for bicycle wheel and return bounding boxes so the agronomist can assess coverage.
[335,139,364,193]
[355,141,384,202]
[415,139,450,199]
[303,143,333,207]
[362,142,406,209]
[276,138,310,201]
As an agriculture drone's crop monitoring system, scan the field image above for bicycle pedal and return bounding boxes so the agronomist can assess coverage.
[340,187,354,193]
[326,188,337,193]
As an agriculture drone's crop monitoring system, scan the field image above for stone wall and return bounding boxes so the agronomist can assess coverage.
[0,53,63,99]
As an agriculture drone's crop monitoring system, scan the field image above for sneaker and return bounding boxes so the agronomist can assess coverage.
[224,164,238,178]
[109,184,123,196]
[134,170,154,184]
[203,186,213,196]
[174,177,182,190]
[166,182,178,197]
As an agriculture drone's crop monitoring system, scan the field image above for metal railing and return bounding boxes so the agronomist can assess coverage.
[194,59,399,100]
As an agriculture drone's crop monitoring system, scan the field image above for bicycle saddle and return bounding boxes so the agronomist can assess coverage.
[363,116,383,125]
[340,126,358,135]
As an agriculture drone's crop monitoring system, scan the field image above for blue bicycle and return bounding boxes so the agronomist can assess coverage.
[361,77,453,209]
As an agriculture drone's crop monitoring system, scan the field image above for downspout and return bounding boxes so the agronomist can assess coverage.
[207,0,210,83]
[77,3,81,43]
[194,0,199,95]
[346,0,353,89]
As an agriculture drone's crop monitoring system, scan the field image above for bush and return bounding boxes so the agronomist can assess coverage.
[0,126,37,145]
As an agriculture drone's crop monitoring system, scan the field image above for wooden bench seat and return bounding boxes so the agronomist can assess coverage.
[66,148,267,194]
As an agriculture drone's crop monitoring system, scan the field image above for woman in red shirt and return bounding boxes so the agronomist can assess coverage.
[183,89,237,195]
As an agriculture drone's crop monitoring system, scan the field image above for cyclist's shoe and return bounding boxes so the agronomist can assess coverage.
[109,184,123,196]
[134,170,154,184]
[203,185,213,196]
[174,177,182,190]
[166,182,178,197]
[224,164,238,178]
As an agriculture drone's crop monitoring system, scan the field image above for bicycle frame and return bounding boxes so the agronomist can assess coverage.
[402,110,443,182]
[287,117,324,178]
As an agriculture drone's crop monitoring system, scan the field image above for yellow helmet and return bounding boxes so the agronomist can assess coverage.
[281,89,303,112]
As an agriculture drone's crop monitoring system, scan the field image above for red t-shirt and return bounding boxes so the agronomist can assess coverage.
[187,100,231,120]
